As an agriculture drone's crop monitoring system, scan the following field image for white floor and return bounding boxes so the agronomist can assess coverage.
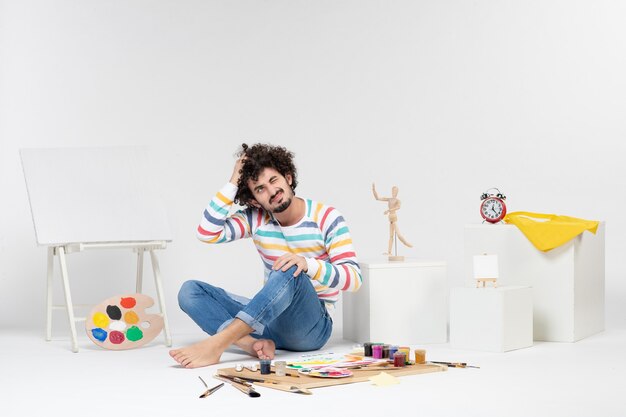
[3,328,625,417]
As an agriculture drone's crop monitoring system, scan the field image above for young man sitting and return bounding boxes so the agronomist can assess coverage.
[169,143,361,368]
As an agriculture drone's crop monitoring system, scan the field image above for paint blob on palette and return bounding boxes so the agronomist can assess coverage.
[298,367,353,378]
[86,293,164,350]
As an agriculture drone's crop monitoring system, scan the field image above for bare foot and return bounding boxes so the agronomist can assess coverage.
[252,339,276,360]
[235,336,276,360]
[169,337,225,369]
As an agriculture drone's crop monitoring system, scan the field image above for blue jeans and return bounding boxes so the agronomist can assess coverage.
[178,266,333,351]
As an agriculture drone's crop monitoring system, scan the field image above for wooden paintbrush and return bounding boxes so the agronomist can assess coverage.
[213,374,261,397]
[219,373,312,395]
[430,361,480,369]
[198,377,224,398]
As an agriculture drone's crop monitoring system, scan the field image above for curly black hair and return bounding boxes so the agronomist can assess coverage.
[234,143,298,206]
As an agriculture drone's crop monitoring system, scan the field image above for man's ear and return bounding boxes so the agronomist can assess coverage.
[248,199,261,208]
[286,173,293,186]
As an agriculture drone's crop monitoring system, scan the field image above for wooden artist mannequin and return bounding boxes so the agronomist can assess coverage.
[372,183,413,261]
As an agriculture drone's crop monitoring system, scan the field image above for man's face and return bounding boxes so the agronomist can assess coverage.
[247,167,294,213]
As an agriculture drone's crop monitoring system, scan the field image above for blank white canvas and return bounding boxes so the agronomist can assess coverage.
[20,147,172,245]
[473,254,499,279]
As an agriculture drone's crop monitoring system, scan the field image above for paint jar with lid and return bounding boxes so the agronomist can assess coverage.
[393,352,406,367]
[382,344,391,358]
[399,346,411,363]
[414,349,426,364]
[260,359,272,375]
[372,344,383,359]
[274,360,287,376]
[364,342,374,357]
[388,345,399,359]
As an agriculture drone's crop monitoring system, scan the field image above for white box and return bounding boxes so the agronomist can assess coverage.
[464,223,605,342]
[450,286,533,352]
[343,259,447,345]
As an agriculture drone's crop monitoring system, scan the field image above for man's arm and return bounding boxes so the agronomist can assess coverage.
[230,155,245,187]
[197,157,257,244]
[304,207,362,292]
[196,183,256,243]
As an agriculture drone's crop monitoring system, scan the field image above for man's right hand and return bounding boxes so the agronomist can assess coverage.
[229,156,246,186]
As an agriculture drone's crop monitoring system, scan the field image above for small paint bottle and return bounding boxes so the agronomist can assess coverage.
[372,344,383,359]
[260,359,272,375]
[364,342,374,357]
[388,345,399,359]
[274,360,287,377]
[382,344,391,359]
[393,352,406,367]
[399,346,411,364]
[414,349,426,364]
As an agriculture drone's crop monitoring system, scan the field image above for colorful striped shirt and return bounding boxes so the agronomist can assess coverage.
[197,182,362,306]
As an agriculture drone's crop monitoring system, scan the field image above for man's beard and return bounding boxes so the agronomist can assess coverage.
[272,196,292,213]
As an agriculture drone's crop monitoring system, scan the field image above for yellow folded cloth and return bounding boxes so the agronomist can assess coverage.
[503,211,599,252]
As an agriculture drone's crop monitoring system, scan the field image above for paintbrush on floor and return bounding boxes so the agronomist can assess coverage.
[430,361,480,369]
[198,377,224,398]
[218,373,312,395]
[213,374,261,397]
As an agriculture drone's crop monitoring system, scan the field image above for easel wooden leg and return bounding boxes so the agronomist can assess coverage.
[136,249,144,293]
[46,247,54,341]
[58,246,79,353]
[150,250,172,347]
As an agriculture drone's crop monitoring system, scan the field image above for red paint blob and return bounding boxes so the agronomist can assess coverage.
[120,297,136,309]
[109,330,125,344]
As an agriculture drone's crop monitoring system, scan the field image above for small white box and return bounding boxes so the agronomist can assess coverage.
[450,286,533,352]
[343,259,447,345]
[464,223,605,342]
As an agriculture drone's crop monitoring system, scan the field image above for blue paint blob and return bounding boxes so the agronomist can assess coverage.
[91,327,108,342]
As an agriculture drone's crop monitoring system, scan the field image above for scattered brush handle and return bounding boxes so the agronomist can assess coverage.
[430,361,480,369]
[218,372,312,395]
[198,377,224,398]
[214,374,261,397]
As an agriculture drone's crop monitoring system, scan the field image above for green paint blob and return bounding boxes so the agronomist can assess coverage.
[126,325,143,342]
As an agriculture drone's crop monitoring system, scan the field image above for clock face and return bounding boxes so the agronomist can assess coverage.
[481,198,506,222]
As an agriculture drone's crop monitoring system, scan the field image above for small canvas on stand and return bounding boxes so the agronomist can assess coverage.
[473,254,498,288]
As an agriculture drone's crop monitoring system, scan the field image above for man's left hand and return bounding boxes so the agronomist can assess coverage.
[273,253,308,277]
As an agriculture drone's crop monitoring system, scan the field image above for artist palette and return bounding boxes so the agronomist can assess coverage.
[85,293,164,350]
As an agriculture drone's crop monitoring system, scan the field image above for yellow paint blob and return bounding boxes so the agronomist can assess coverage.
[92,312,109,328]
[124,310,140,324]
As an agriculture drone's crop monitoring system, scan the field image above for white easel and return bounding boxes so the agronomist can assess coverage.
[21,147,173,352]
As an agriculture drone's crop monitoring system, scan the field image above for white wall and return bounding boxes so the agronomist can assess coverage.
[2,0,625,336]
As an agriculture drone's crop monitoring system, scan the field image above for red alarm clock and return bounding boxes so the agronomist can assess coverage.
[480,188,507,223]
